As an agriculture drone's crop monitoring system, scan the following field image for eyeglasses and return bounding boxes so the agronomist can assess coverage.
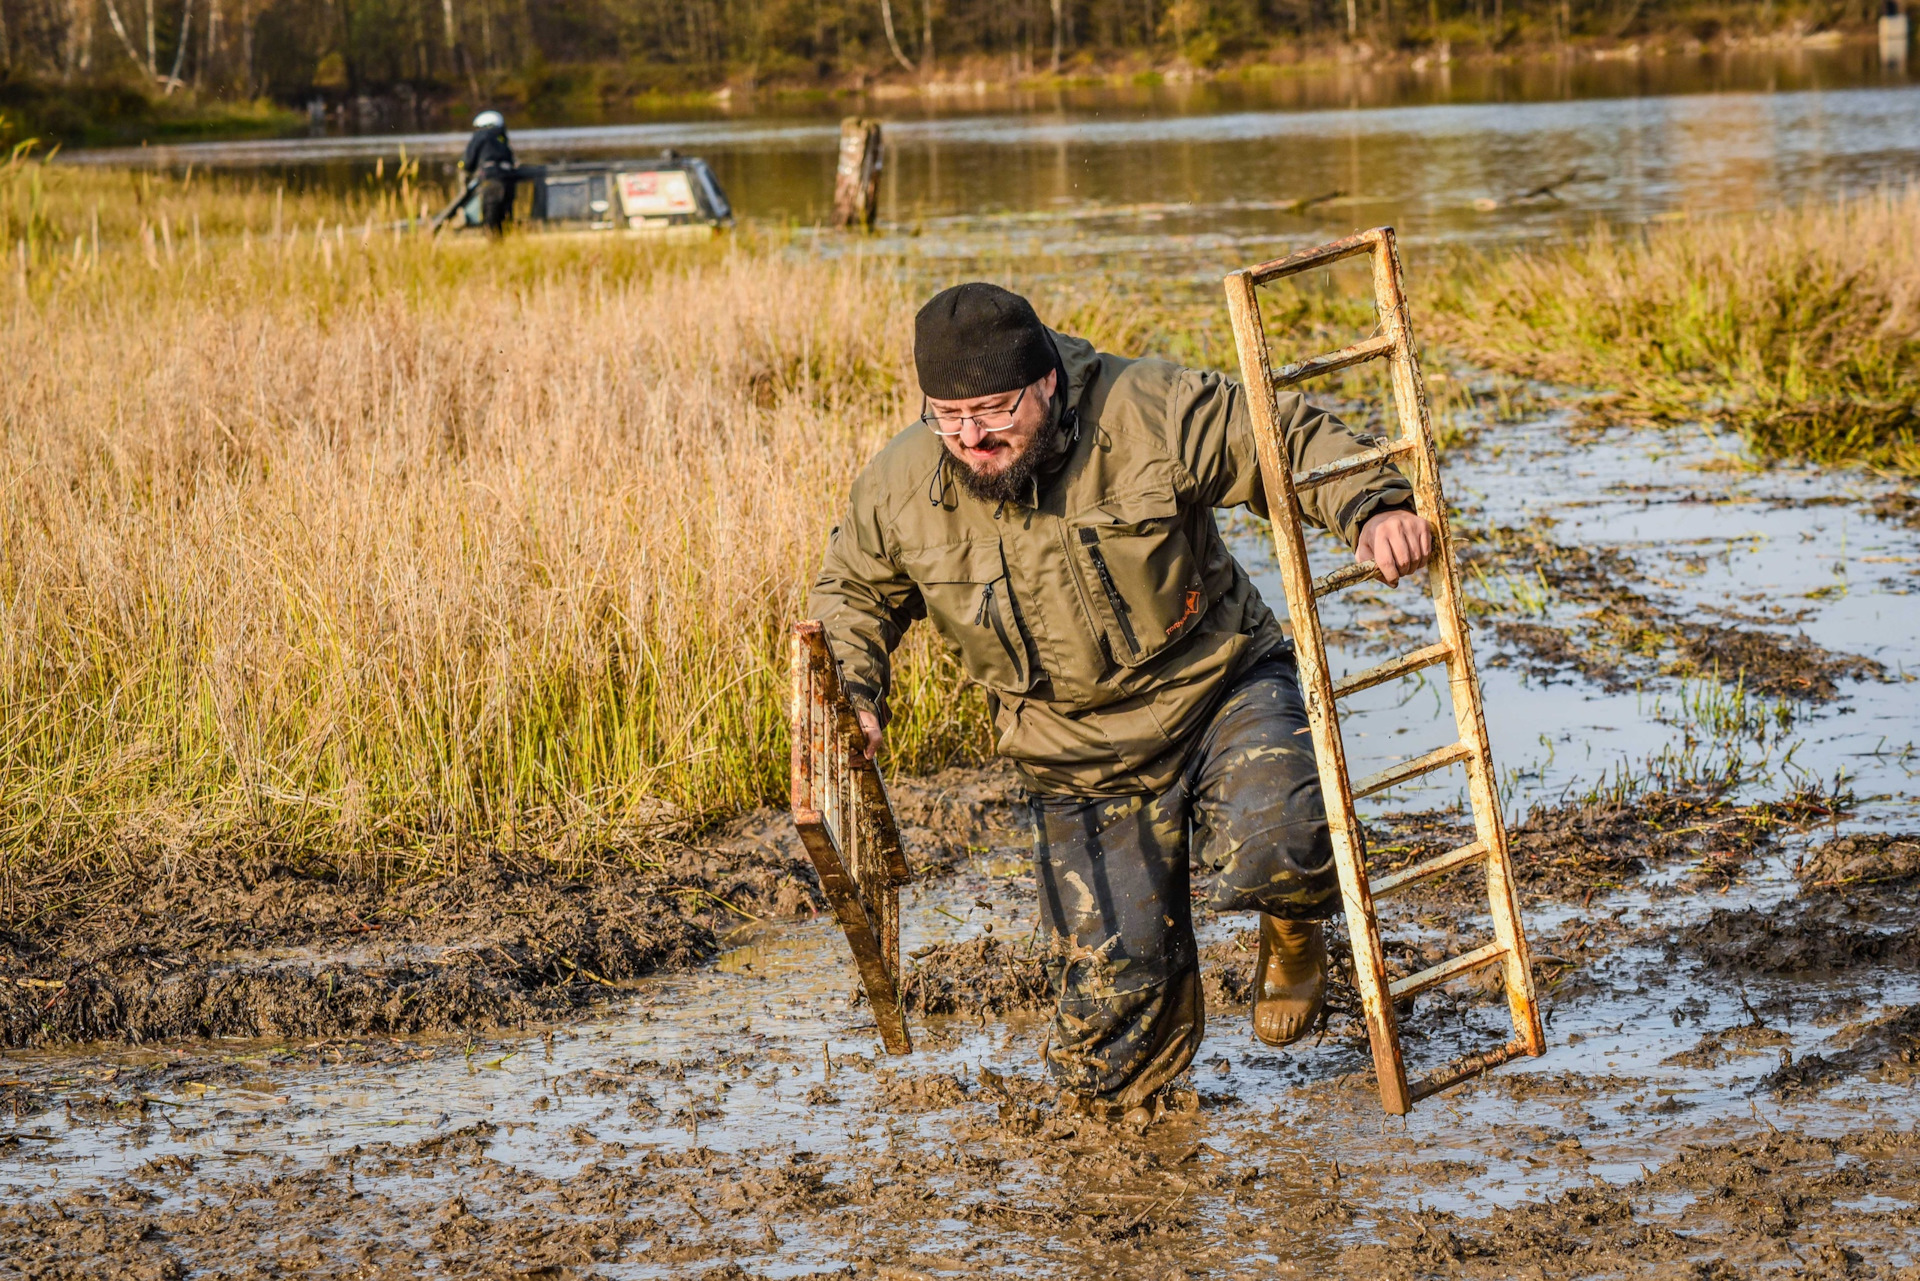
[919,385,1028,437]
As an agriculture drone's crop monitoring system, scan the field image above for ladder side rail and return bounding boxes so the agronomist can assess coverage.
[791,626,817,819]
[1372,232,1545,1059]
[1223,268,1412,1115]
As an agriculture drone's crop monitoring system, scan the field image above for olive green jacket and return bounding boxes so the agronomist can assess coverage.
[807,330,1413,796]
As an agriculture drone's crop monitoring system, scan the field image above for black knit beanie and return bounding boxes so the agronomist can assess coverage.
[914,283,1055,399]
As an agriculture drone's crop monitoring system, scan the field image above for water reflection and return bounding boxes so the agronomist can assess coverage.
[61,47,1920,266]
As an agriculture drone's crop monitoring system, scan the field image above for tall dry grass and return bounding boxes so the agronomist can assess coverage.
[0,161,1001,919]
[1431,188,1920,473]
[7,158,1910,922]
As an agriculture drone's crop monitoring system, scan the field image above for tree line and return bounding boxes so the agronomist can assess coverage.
[0,0,1886,104]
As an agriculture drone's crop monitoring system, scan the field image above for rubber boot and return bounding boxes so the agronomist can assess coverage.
[1251,916,1327,1048]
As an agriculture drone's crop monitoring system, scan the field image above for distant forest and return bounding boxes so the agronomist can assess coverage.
[0,0,1895,109]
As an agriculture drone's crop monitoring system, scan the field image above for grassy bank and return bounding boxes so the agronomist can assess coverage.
[1430,188,1920,474]
[0,163,1002,924]
[1,80,301,150]
[0,161,1909,926]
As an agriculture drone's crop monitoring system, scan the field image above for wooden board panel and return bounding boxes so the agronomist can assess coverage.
[790,622,911,1055]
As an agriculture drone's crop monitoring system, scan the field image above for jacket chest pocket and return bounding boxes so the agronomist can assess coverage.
[1072,497,1208,669]
[901,540,1032,693]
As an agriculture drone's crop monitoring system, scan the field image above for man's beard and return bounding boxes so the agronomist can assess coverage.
[952,416,1064,505]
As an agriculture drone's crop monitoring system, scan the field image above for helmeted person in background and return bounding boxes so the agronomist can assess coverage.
[461,110,517,234]
[808,284,1432,1124]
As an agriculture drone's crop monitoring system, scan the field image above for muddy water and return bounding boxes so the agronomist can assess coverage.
[5,393,1917,1275]
[1288,405,1920,825]
[63,52,1920,264]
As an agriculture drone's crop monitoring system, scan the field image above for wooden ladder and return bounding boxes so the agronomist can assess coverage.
[1223,227,1545,1115]
[790,621,913,1055]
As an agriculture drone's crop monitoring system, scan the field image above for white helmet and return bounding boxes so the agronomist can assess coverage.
[472,110,504,129]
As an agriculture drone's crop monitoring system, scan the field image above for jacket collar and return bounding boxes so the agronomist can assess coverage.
[1017,328,1101,506]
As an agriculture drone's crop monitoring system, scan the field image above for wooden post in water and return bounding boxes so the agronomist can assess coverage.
[832,118,884,232]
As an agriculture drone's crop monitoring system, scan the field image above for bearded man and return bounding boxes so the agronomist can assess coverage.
[808,283,1431,1122]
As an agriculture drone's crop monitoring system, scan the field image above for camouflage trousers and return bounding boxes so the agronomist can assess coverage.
[1028,651,1338,1111]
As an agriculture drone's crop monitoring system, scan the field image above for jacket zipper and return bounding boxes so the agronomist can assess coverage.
[974,582,1027,682]
[1078,529,1140,659]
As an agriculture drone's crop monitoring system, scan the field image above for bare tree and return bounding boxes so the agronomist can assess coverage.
[879,0,916,69]
[203,0,217,87]
[165,0,191,90]
[102,0,152,73]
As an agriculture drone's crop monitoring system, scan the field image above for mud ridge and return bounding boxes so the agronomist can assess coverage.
[1798,831,1920,893]
[0,763,1030,1048]
[1342,1129,1920,1279]
[1671,902,1920,975]
[1765,1002,1920,1093]
[1464,517,1885,699]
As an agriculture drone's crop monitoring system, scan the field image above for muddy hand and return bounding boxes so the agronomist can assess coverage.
[855,708,884,762]
[1356,508,1433,587]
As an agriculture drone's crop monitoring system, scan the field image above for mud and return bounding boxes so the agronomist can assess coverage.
[1344,1128,1920,1278]
[1369,783,1845,911]
[1464,517,1886,700]
[1667,831,1920,981]
[900,935,1051,1016]
[1763,1003,1920,1093]
[1799,832,1920,893]
[1870,490,1920,530]
[1673,904,1920,975]
[0,763,1029,1049]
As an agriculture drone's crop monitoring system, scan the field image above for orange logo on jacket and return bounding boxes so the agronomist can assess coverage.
[1167,588,1204,634]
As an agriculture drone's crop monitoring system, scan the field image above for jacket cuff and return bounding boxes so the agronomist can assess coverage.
[1335,486,1418,548]
[843,682,889,730]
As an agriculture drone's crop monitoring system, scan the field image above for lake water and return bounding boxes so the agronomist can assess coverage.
[65,44,1920,267]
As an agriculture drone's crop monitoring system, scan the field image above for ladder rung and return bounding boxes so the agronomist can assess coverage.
[1292,435,1417,493]
[1242,227,1382,284]
[1351,740,1473,799]
[1312,560,1382,599]
[1272,333,1396,389]
[1369,840,1487,897]
[1409,1038,1532,1104]
[1389,940,1508,1001]
[1332,641,1452,700]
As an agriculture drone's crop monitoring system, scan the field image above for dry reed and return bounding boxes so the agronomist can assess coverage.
[4,158,1908,922]
[0,161,998,917]
[1431,188,1920,473]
